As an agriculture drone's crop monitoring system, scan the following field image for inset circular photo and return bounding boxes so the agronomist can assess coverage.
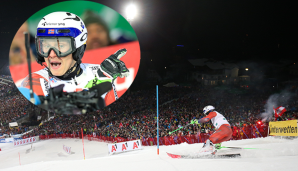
[9,1,141,114]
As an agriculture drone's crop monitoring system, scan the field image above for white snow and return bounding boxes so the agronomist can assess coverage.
[0,137,298,171]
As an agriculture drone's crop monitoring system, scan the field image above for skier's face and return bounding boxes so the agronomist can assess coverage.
[45,50,76,76]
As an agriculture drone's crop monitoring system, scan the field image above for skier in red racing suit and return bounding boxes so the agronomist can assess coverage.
[191,105,232,154]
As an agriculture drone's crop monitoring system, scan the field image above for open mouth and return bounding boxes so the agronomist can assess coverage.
[50,61,62,69]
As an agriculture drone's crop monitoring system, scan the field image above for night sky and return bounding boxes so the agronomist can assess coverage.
[0,0,297,81]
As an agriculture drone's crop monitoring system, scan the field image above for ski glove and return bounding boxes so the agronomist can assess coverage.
[190,119,200,125]
[100,48,130,80]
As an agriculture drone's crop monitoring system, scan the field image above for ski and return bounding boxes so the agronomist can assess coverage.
[218,146,261,150]
[166,152,241,159]
[217,146,243,150]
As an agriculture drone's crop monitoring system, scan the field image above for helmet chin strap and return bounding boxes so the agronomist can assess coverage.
[62,61,78,78]
[43,64,53,77]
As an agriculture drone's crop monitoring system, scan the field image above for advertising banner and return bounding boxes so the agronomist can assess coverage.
[269,120,298,136]
[108,139,142,154]
[12,134,23,138]
[14,137,36,146]
[0,138,14,143]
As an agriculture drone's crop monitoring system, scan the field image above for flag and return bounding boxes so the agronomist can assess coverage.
[274,106,286,120]
[119,122,123,128]
[48,29,54,34]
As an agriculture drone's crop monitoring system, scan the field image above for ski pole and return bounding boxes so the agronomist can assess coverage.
[168,123,191,135]
[254,126,263,137]
[24,32,35,104]
[183,137,190,143]
[240,129,249,139]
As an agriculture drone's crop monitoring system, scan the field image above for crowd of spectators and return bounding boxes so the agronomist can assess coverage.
[25,86,193,137]
[0,76,33,124]
[18,85,298,141]
[1,77,298,143]
[0,75,37,137]
[99,87,296,140]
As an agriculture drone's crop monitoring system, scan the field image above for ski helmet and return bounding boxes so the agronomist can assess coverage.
[203,105,215,115]
[35,12,87,66]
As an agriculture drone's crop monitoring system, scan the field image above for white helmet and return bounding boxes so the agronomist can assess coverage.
[35,12,87,65]
[203,105,215,115]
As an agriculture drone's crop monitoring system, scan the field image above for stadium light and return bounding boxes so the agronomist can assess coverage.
[245,68,248,71]
[126,3,137,23]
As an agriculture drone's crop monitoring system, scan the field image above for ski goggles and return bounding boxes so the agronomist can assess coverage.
[36,37,76,58]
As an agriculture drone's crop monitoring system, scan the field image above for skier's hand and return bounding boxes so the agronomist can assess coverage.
[191,119,199,125]
[100,49,130,80]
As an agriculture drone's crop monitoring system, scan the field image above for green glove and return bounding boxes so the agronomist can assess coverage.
[100,49,129,80]
[190,119,199,125]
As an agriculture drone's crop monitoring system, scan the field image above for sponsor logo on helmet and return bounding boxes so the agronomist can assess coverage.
[42,22,65,26]
[80,33,87,42]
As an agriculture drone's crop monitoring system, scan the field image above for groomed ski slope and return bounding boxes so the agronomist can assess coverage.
[0,137,297,171]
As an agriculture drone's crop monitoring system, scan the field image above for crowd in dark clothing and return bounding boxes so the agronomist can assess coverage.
[0,76,33,125]
[13,85,298,141]
[0,75,38,137]
[26,87,195,137]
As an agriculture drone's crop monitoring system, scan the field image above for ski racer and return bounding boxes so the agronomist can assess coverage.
[20,12,129,112]
[191,105,232,154]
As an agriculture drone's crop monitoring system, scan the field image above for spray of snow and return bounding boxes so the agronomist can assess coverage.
[260,89,293,121]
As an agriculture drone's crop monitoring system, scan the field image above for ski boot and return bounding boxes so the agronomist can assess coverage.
[199,139,215,155]
[215,143,222,150]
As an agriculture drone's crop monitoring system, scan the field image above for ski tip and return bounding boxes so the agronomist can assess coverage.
[166,152,182,159]
[166,152,241,159]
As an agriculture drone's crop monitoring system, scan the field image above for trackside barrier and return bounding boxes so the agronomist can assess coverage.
[108,140,142,154]
[14,137,36,146]
[37,125,269,146]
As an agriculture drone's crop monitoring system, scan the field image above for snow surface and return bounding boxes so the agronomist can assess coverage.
[0,137,298,171]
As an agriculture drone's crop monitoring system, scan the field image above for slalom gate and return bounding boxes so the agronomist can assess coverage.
[63,144,71,154]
